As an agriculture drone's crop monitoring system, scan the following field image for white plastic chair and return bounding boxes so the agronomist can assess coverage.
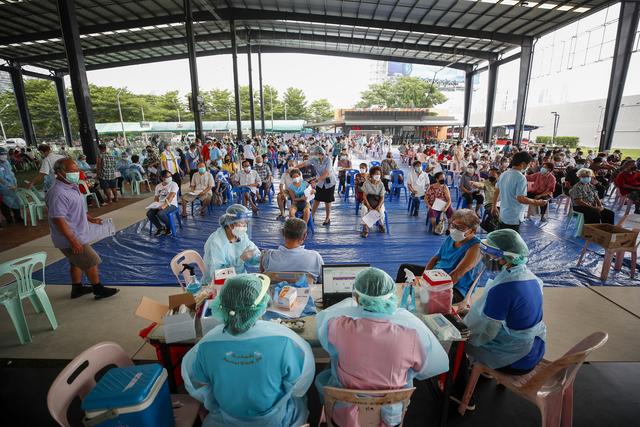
[322,386,415,427]
[47,341,201,427]
[79,180,100,210]
[458,332,609,427]
[170,250,206,289]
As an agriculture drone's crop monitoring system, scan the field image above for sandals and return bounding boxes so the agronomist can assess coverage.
[322,219,331,226]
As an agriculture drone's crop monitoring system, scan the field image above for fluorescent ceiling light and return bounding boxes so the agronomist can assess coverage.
[538,3,558,9]
[500,0,519,4]
[522,2,538,7]
[557,5,573,11]
[573,7,590,13]
[481,0,499,3]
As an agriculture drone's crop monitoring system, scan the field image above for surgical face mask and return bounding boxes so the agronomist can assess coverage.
[65,172,80,184]
[360,168,367,173]
[576,164,585,169]
[341,156,348,160]
[580,177,592,184]
[466,168,474,174]
[232,225,248,238]
[540,167,548,174]
[449,228,467,242]
[293,176,302,183]
[243,166,251,173]
[198,167,206,174]
[372,174,381,181]
[438,179,445,184]
[414,167,421,173]
[163,177,172,184]
[0,155,7,161]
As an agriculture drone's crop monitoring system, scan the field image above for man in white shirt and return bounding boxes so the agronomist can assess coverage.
[147,170,180,236]
[237,159,261,213]
[243,141,256,166]
[28,144,66,192]
[408,160,429,217]
[181,162,214,217]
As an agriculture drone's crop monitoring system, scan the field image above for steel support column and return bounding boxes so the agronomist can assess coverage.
[483,61,499,146]
[599,1,640,152]
[54,71,73,147]
[463,71,473,141]
[184,0,203,142]
[513,38,534,146]
[7,61,36,146]
[57,0,98,162]
[258,48,265,137]
[247,37,256,138]
[230,20,243,141]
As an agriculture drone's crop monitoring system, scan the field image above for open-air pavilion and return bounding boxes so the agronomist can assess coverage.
[1,1,640,427]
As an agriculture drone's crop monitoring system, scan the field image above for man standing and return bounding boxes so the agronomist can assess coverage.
[493,151,547,233]
[96,144,118,204]
[243,140,256,166]
[46,158,119,299]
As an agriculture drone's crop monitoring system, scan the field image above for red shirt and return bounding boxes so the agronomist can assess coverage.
[615,171,640,195]
[201,143,210,162]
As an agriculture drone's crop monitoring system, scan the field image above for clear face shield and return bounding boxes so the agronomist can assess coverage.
[226,211,254,240]
[480,240,521,272]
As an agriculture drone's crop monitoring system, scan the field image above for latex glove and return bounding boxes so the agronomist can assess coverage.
[240,248,255,261]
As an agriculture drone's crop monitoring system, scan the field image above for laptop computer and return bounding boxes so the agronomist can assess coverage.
[321,263,370,308]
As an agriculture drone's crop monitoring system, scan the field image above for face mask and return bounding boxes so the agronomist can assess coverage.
[580,177,591,184]
[466,168,474,174]
[488,176,497,183]
[243,167,251,172]
[576,164,585,169]
[163,177,172,184]
[360,168,367,173]
[540,167,548,174]
[450,228,467,242]
[198,167,206,174]
[0,155,7,161]
[414,167,421,173]
[293,176,302,183]
[232,225,248,238]
[65,172,80,184]
[372,175,381,181]
[341,156,347,160]
[438,179,445,184]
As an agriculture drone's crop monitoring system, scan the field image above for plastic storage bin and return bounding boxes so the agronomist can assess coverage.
[420,269,453,315]
[82,363,174,427]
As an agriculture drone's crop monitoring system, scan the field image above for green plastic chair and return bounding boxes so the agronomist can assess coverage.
[130,171,151,195]
[0,252,57,344]
[24,188,46,221]
[15,188,39,227]
[79,180,100,211]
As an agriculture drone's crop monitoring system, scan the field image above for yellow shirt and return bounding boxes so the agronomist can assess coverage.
[222,162,237,174]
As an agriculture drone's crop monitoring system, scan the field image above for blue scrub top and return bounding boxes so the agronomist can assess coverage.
[496,168,527,225]
[435,236,481,297]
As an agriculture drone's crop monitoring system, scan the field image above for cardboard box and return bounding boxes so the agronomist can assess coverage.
[581,224,638,250]
[200,299,223,336]
[136,293,197,344]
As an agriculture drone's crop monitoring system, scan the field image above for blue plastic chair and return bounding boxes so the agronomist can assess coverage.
[447,172,460,201]
[343,169,359,201]
[148,209,183,236]
[566,210,585,238]
[0,252,57,344]
[294,210,314,236]
[233,186,253,205]
[370,161,381,167]
[389,170,407,201]
[259,182,275,204]
[190,196,214,216]
[421,163,428,171]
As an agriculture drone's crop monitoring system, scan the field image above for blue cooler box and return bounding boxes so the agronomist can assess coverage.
[82,363,174,427]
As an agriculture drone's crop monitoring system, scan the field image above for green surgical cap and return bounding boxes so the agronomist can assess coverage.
[354,267,397,314]
[211,274,270,335]
[219,204,251,227]
[486,229,529,266]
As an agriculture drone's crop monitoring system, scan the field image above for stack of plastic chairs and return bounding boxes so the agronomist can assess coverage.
[16,188,43,227]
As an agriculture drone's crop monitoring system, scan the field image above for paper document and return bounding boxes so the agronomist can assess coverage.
[145,202,161,210]
[148,167,158,175]
[432,198,447,212]
[304,185,315,202]
[188,191,198,196]
[86,218,115,243]
[362,209,381,228]
[267,288,310,319]
[115,171,121,178]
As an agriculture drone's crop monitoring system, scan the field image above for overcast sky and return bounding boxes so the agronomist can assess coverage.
[86,53,374,109]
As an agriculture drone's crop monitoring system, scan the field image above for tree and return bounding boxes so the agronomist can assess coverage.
[356,76,447,108]
[257,85,284,120]
[307,99,334,123]
[203,88,233,120]
[282,87,307,120]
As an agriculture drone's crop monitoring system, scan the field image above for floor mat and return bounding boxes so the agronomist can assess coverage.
[42,182,639,287]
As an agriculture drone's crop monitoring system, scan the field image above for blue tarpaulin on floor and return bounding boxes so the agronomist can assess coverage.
[43,182,640,288]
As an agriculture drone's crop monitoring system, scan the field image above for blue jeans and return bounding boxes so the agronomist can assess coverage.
[147,205,178,230]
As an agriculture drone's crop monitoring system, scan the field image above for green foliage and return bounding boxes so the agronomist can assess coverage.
[535,136,580,148]
[356,76,447,108]
[0,79,330,141]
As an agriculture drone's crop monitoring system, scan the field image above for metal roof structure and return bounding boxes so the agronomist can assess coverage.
[0,1,618,73]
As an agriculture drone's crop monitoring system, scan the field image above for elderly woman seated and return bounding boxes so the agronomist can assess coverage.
[315,268,448,427]
[569,168,614,224]
[395,209,482,303]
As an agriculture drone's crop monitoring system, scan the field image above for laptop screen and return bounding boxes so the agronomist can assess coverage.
[322,264,370,294]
